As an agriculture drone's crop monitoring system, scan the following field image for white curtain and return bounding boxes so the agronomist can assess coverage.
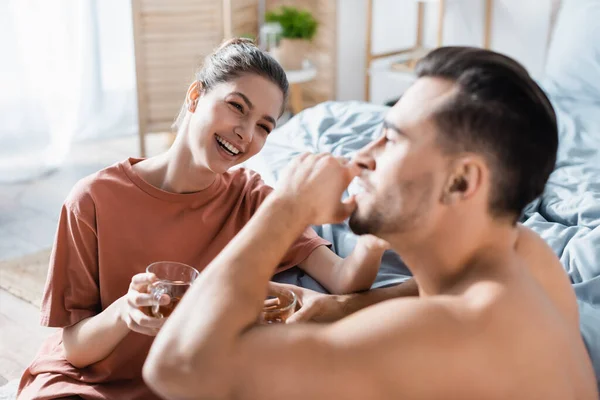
[0,0,137,183]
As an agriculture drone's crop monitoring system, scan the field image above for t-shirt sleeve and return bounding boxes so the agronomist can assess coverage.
[40,182,100,328]
[245,172,330,273]
[276,226,330,273]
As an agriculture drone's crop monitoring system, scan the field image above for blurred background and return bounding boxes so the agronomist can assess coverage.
[0,0,559,258]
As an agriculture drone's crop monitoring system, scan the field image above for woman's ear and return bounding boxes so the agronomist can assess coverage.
[441,156,485,204]
[186,81,203,112]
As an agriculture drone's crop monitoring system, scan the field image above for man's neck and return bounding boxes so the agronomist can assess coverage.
[389,216,518,297]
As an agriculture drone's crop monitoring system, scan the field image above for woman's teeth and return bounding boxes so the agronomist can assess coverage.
[216,135,240,155]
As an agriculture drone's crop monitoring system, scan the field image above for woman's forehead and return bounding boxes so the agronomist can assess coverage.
[208,76,282,121]
[221,74,279,93]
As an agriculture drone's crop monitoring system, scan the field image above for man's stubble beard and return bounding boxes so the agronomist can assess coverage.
[349,206,383,235]
[348,176,435,237]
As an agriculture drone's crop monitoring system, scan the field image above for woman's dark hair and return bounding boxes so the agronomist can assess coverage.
[173,38,289,129]
[416,46,558,222]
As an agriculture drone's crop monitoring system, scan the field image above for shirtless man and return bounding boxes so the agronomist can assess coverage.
[283,226,580,330]
[143,47,598,399]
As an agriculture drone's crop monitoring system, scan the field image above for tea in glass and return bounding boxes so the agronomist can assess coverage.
[145,261,199,318]
[258,285,297,325]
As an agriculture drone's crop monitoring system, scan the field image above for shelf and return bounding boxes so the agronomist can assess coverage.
[389,47,431,72]
[365,0,494,100]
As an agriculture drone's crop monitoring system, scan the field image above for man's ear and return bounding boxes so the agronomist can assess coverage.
[441,156,484,204]
[186,81,203,112]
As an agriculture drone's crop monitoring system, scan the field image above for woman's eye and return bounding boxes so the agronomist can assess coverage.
[229,102,243,112]
[258,124,271,134]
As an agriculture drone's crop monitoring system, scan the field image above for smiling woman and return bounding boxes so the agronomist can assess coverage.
[15,38,319,400]
[159,37,288,182]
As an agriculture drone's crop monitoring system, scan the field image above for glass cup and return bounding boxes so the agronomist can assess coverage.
[145,261,199,318]
[258,285,297,325]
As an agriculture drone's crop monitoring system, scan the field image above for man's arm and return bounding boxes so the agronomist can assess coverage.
[143,154,354,397]
[143,154,480,400]
[228,296,482,400]
[284,278,419,323]
[142,193,320,399]
[343,278,419,311]
[147,280,474,400]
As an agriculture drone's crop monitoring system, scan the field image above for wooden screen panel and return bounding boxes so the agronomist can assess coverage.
[266,0,337,107]
[231,0,259,38]
[132,0,224,156]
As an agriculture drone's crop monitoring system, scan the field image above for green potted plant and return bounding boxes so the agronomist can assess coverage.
[265,6,318,70]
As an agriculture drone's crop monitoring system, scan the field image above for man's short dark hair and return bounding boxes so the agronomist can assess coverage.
[416,47,558,221]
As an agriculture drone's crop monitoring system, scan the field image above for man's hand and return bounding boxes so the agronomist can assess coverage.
[270,279,420,325]
[268,282,351,323]
[274,153,361,225]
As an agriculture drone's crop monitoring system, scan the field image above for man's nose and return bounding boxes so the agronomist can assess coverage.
[353,140,377,171]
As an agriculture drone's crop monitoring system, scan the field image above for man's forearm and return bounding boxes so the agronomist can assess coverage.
[62,297,130,368]
[342,278,418,315]
[145,195,312,398]
[190,195,312,330]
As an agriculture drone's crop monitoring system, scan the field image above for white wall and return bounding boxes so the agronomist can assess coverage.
[337,0,555,104]
[336,0,368,101]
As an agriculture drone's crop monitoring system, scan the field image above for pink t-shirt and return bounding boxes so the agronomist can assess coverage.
[18,158,328,400]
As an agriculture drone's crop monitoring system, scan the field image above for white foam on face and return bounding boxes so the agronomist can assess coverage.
[348,176,365,196]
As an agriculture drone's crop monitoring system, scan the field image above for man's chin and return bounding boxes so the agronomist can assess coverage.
[348,210,378,236]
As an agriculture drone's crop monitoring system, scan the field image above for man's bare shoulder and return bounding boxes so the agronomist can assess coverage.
[516,224,563,268]
[515,224,579,327]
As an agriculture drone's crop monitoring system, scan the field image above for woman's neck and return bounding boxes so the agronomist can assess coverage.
[134,137,217,194]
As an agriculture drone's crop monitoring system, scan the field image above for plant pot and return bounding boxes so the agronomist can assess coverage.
[271,38,309,70]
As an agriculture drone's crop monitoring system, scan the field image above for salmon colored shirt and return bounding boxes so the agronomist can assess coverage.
[18,158,328,400]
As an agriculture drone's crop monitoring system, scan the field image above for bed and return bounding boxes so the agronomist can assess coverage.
[249,0,600,388]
